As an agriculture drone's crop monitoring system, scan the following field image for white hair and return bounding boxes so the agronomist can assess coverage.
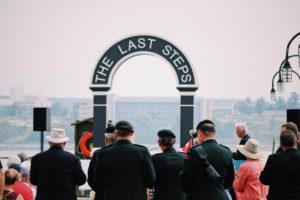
[235,122,248,133]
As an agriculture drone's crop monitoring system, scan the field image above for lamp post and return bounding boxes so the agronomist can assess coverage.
[270,54,299,101]
[281,32,300,82]
[270,32,300,101]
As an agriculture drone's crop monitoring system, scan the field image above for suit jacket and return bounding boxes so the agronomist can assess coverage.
[260,148,300,200]
[179,139,235,200]
[152,146,186,200]
[233,134,250,160]
[30,145,86,200]
[88,145,113,200]
[94,140,156,200]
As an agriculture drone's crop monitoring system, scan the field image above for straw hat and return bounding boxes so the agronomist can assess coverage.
[237,138,263,160]
[46,128,69,143]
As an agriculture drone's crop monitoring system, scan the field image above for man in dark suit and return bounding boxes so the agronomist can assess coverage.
[233,122,251,160]
[260,130,300,200]
[276,122,299,153]
[94,120,156,200]
[30,128,86,200]
[88,122,116,200]
[179,120,235,200]
[152,129,185,200]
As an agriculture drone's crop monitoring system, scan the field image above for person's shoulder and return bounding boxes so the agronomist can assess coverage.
[152,151,166,160]
[132,144,149,152]
[219,144,232,153]
[31,150,46,160]
[188,144,201,154]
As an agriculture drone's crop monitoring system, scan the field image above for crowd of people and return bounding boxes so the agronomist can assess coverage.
[0,120,299,200]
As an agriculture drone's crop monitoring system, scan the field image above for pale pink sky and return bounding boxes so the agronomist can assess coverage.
[0,0,300,100]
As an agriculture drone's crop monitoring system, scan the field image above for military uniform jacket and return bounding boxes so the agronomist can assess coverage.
[260,148,300,200]
[152,146,186,200]
[30,145,86,200]
[95,139,156,200]
[179,139,235,200]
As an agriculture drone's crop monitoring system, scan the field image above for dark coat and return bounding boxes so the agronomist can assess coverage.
[88,144,113,200]
[179,139,235,200]
[94,140,156,200]
[233,134,250,160]
[260,148,300,200]
[30,145,86,200]
[152,146,186,200]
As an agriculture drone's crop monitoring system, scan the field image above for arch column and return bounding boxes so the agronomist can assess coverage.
[92,91,108,147]
[180,91,195,147]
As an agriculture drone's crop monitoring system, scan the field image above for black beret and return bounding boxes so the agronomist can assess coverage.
[157,129,176,138]
[115,120,134,133]
[105,121,115,133]
[196,119,215,130]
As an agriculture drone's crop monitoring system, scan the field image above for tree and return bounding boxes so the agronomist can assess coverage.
[287,92,299,108]
[255,97,267,115]
[274,96,287,110]
[234,97,255,115]
[51,102,68,116]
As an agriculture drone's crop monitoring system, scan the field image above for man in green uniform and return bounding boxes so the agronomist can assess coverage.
[94,120,156,200]
[152,129,186,200]
[179,120,235,200]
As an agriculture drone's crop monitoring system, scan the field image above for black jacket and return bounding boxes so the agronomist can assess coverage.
[233,134,250,160]
[260,148,300,200]
[179,139,235,200]
[94,140,156,200]
[30,145,86,200]
[152,146,186,200]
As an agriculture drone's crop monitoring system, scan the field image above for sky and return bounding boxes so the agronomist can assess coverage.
[0,0,300,100]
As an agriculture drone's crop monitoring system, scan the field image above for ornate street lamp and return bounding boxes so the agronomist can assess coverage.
[282,32,300,82]
[270,54,299,101]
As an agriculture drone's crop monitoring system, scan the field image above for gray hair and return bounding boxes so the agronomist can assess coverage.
[235,122,248,133]
[105,133,116,142]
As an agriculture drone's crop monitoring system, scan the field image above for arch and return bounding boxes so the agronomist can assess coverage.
[90,35,198,92]
[90,35,198,148]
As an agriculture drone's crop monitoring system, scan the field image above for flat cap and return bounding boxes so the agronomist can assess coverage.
[115,120,134,133]
[157,129,176,138]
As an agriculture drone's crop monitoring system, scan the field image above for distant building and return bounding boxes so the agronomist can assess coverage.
[262,110,285,120]
[75,95,206,143]
[78,99,93,120]
[212,105,234,116]
[0,95,12,106]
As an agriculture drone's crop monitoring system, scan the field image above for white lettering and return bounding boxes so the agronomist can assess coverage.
[170,49,179,59]
[102,56,114,68]
[178,65,189,73]
[128,40,137,51]
[137,38,146,48]
[96,65,109,76]
[118,45,127,55]
[173,56,185,68]
[147,38,156,49]
[95,74,106,83]
[181,74,192,83]
[162,45,172,56]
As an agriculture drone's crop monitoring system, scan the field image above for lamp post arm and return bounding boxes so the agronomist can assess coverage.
[278,54,299,71]
[292,70,300,80]
[285,32,300,59]
[271,71,279,88]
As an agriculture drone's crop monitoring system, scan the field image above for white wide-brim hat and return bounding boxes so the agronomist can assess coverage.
[46,128,69,143]
[237,138,263,160]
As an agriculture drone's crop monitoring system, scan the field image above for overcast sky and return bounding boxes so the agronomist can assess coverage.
[1,0,300,100]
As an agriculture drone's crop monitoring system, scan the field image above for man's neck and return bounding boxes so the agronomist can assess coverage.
[282,145,297,151]
[116,136,132,141]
